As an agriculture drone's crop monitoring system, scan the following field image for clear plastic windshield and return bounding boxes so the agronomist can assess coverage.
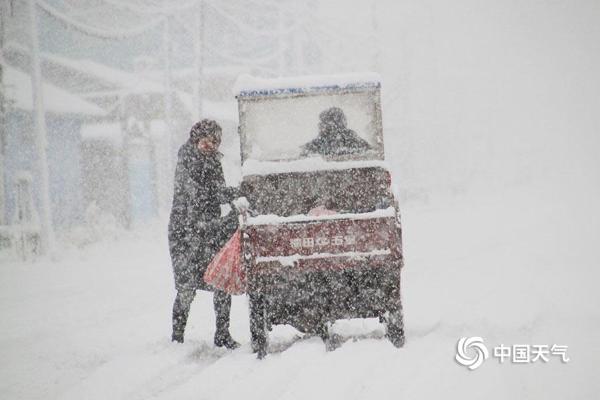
[238,89,383,163]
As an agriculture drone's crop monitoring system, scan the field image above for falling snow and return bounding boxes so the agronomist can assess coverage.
[1,1,599,399]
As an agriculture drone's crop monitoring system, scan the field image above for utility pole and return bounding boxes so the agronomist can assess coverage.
[27,0,55,254]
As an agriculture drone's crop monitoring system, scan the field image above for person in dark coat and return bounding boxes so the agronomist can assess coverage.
[168,119,240,348]
[300,107,372,157]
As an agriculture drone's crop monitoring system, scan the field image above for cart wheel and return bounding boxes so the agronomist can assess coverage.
[385,307,405,348]
[249,293,268,359]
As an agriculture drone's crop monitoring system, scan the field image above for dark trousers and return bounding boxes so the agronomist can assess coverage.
[172,289,232,339]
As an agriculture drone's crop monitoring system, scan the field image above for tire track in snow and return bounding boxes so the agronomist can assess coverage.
[126,342,238,400]
[56,340,232,400]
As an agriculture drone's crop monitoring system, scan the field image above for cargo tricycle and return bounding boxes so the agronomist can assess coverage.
[235,74,405,358]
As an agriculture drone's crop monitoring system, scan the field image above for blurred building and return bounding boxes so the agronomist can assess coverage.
[0,62,104,252]
[2,44,241,230]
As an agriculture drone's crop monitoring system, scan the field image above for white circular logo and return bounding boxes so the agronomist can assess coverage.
[455,337,489,370]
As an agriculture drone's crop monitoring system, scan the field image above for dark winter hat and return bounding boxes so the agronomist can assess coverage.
[319,107,347,129]
[190,119,222,143]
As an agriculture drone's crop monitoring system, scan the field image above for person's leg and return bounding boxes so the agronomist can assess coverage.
[172,289,196,343]
[214,289,231,332]
[213,290,240,349]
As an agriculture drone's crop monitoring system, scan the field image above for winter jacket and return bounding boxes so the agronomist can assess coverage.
[300,107,371,157]
[168,139,239,291]
[301,128,372,157]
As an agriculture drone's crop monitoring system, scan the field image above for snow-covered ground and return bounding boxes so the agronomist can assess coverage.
[1,175,598,400]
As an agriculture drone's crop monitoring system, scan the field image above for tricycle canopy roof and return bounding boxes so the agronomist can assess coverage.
[235,73,384,166]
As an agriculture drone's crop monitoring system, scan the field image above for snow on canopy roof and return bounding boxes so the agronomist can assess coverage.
[233,72,382,97]
[2,64,105,116]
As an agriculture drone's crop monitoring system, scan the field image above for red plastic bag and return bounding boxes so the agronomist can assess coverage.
[204,230,246,295]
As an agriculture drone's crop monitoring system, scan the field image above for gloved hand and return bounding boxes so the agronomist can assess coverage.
[232,196,250,213]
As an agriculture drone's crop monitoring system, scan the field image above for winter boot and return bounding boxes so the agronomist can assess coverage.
[172,290,195,343]
[214,330,240,349]
[172,312,187,343]
[213,290,239,349]
[172,331,184,344]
